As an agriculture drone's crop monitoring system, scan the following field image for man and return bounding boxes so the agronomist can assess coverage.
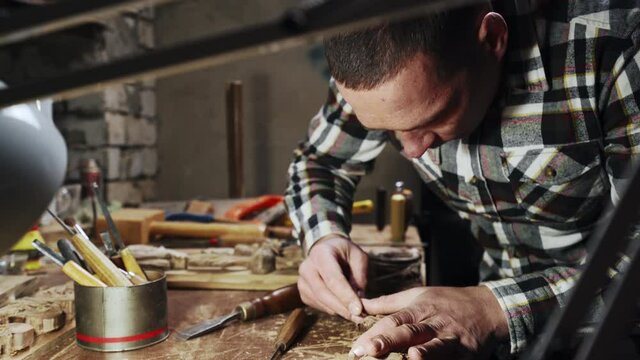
[284,0,640,358]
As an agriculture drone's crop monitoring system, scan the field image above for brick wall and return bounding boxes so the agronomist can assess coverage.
[53,9,158,205]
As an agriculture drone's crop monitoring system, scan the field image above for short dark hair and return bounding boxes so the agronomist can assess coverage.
[324,6,483,90]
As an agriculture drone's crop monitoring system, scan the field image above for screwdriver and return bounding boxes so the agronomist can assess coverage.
[269,308,307,360]
[175,283,303,340]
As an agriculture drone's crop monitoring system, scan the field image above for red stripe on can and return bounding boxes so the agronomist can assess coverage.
[76,326,167,344]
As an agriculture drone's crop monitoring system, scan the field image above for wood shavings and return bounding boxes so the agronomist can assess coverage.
[356,315,385,332]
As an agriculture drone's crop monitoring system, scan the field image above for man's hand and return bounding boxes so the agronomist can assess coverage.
[298,236,368,322]
[349,286,509,360]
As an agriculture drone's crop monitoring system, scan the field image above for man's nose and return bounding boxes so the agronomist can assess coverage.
[396,130,436,158]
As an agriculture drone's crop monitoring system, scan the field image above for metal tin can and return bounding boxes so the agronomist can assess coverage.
[74,271,169,352]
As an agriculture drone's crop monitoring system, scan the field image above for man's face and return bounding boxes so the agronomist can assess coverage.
[337,53,497,158]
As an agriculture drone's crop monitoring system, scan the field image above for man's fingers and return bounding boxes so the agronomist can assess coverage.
[304,263,355,320]
[297,277,335,315]
[408,336,460,360]
[351,318,437,358]
[315,251,364,317]
[361,288,426,315]
[347,247,368,292]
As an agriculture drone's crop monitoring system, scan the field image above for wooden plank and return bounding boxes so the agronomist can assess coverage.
[0,276,38,308]
[166,270,298,291]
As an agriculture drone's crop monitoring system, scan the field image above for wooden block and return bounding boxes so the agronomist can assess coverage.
[0,323,35,356]
[187,253,249,271]
[185,200,214,215]
[96,208,165,244]
[32,283,75,321]
[166,270,298,291]
[0,276,38,308]
[249,247,276,274]
[127,244,188,269]
[0,298,65,335]
[138,259,171,270]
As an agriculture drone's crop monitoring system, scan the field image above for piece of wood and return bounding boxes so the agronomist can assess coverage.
[127,245,188,269]
[0,298,65,335]
[187,253,249,271]
[0,276,38,307]
[185,200,214,215]
[31,283,74,321]
[150,221,266,240]
[0,323,35,355]
[138,258,171,270]
[166,270,298,291]
[14,319,75,360]
[96,208,165,245]
[249,247,276,274]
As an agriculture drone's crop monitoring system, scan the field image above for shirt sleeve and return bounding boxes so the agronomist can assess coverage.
[284,79,388,254]
[483,37,640,357]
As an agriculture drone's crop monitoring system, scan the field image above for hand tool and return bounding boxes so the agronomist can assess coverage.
[224,195,284,221]
[96,208,273,244]
[92,182,147,281]
[32,239,107,287]
[47,209,133,287]
[352,199,374,215]
[175,283,303,340]
[268,308,307,360]
[99,231,117,257]
[57,238,89,271]
[226,80,244,198]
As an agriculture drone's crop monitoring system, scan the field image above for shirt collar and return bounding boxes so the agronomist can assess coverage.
[502,0,550,92]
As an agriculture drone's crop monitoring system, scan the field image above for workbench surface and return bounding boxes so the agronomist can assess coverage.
[47,288,362,360]
[32,197,425,359]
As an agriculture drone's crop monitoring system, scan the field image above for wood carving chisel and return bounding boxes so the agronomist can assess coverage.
[92,182,147,280]
[47,209,133,287]
[175,283,303,340]
[32,239,107,287]
[57,238,89,271]
[268,308,308,360]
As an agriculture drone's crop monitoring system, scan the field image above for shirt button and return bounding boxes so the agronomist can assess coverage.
[468,176,479,185]
[545,166,557,178]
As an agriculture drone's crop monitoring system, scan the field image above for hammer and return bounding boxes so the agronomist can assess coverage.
[96,208,292,245]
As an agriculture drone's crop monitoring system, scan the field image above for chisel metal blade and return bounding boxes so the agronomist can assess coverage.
[174,310,243,341]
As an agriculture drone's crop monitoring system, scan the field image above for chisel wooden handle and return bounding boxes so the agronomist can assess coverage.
[236,284,303,320]
[70,234,133,287]
[120,247,148,281]
[62,261,107,287]
[149,221,266,239]
[274,308,307,352]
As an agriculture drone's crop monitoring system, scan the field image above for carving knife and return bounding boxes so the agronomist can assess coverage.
[175,283,302,341]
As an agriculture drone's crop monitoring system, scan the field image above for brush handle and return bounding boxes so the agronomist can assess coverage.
[62,261,107,287]
[70,234,132,287]
[120,247,148,281]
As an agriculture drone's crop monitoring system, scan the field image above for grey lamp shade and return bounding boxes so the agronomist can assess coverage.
[0,82,67,254]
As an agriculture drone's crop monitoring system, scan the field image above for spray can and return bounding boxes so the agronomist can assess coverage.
[390,181,407,242]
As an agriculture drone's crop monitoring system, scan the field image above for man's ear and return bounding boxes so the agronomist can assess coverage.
[477,12,508,61]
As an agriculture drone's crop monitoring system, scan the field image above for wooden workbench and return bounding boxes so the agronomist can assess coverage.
[26,198,425,359]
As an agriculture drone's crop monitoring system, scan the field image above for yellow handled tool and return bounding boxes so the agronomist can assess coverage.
[32,240,107,287]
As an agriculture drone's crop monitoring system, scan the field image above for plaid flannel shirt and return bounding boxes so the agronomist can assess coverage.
[285,0,640,356]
